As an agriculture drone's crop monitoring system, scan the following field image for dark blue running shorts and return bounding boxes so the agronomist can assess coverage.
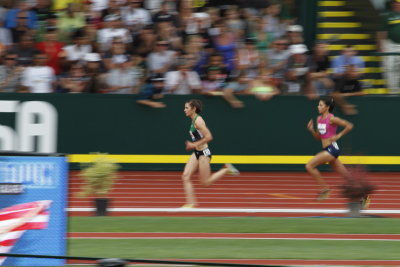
[324,142,340,158]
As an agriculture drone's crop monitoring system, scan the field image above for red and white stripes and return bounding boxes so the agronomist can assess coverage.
[0,201,51,265]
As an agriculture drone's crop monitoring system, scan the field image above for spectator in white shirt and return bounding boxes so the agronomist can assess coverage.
[147,40,177,75]
[97,14,132,52]
[63,30,92,63]
[91,0,109,12]
[165,59,201,95]
[105,54,142,94]
[21,52,56,93]
[143,0,163,13]
[121,0,152,34]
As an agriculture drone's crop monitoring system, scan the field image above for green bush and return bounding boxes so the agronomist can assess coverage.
[77,154,120,197]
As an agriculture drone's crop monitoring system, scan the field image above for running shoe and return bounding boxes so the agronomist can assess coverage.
[317,188,330,201]
[181,204,196,209]
[361,195,371,209]
[225,163,240,176]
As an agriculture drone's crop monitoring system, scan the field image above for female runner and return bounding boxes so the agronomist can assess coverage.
[182,99,239,208]
[306,97,353,200]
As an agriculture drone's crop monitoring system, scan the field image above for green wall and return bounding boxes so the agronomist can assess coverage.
[0,94,399,170]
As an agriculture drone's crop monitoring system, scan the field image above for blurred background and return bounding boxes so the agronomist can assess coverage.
[0,0,400,267]
[0,0,396,98]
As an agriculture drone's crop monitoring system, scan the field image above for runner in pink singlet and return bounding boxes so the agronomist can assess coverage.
[306,97,354,200]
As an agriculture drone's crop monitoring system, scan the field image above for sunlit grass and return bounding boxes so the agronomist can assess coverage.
[69,216,400,234]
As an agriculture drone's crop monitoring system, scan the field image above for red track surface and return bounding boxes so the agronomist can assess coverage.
[68,171,400,217]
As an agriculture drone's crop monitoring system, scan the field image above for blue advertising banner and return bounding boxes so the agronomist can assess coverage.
[0,156,67,266]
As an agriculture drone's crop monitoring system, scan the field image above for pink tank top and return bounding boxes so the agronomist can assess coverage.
[317,114,337,139]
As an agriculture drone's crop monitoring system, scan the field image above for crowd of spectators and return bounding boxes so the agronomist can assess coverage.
[377,0,400,94]
[0,0,365,111]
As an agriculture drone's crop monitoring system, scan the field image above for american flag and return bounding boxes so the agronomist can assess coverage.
[0,200,51,265]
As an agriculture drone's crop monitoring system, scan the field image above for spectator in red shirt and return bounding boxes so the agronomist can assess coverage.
[36,28,65,74]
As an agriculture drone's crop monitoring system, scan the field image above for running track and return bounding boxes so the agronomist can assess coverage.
[68,172,400,266]
[68,171,400,217]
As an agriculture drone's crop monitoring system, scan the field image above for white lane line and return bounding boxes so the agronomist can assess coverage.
[66,207,400,214]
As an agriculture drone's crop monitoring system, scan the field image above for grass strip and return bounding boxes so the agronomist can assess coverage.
[68,239,400,260]
[69,217,400,234]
